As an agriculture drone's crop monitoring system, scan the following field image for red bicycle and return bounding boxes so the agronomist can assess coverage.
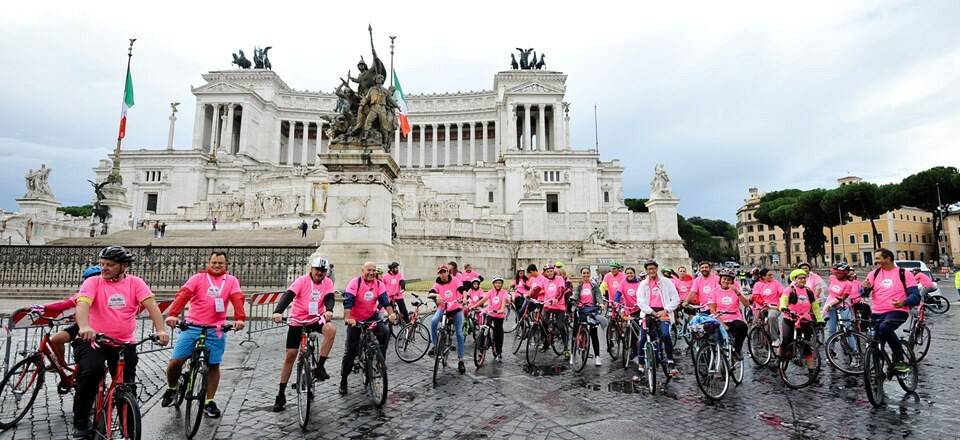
[87,333,158,440]
[0,311,77,428]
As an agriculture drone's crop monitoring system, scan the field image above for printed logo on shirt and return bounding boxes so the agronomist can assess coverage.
[548,284,557,291]
[721,295,733,306]
[763,288,772,295]
[443,290,453,299]
[364,291,375,301]
[311,290,322,301]
[680,285,689,292]
[107,293,127,309]
[492,296,500,304]
[207,286,221,297]
[880,279,893,288]
[831,285,841,293]
[627,289,636,297]
[390,279,397,285]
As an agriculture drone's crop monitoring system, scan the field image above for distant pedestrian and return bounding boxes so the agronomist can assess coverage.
[299,221,308,238]
[154,222,161,238]
[160,222,167,238]
[212,218,218,231]
[779,269,787,284]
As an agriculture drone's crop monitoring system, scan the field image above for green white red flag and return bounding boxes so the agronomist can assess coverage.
[392,70,410,137]
[118,67,135,140]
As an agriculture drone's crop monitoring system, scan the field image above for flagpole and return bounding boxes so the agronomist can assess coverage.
[389,35,396,82]
[111,38,136,182]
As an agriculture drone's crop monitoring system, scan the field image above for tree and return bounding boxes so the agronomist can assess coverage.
[755,189,803,267]
[688,217,737,241]
[624,198,649,213]
[677,215,738,263]
[895,166,960,261]
[796,189,828,263]
[835,182,889,251]
[57,205,93,218]
[820,188,851,263]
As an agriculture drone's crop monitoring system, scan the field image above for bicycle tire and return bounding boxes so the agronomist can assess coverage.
[909,323,932,363]
[621,327,633,370]
[432,330,446,387]
[727,346,743,385]
[863,344,886,408]
[512,319,528,355]
[747,326,772,367]
[184,360,208,439]
[525,324,547,367]
[825,330,868,375]
[896,346,919,394]
[694,344,728,400]
[296,354,312,431]
[503,304,518,333]
[605,324,621,361]
[778,341,817,389]
[574,325,590,373]
[644,342,656,395]
[550,322,565,356]
[108,389,142,440]
[395,322,431,363]
[174,364,188,409]
[473,327,488,368]
[0,355,45,429]
[366,346,388,408]
[924,295,950,315]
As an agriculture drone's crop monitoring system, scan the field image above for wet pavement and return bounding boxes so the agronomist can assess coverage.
[3,280,960,439]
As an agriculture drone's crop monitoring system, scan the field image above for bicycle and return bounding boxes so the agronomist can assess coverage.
[640,315,675,395]
[922,292,950,315]
[777,311,821,389]
[524,300,565,367]
[604,301,624,362]
[620,313,641,370]
[904,300,932,362]
[89,333,159,440]
[394,294,432,363]
[571,309,600,373]
[277,317,323,431]
[501,296,518,334]
[472,313,496,368]
[823,307,869,375]
[462,307,481,344]
[432,304,458,387]
[863,317,918,408]
[511,297,538,355]
[0,312,77,429]
[350,318,388,408]
[747,306,774,367]
[690,318,735,401]
[172,322,234,438]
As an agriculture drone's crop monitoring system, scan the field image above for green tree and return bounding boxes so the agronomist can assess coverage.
[678,215,738,263]
[796,189,828,263]
[624,198,649,213]
[835,182,891,251]
[688,217,737,241]
[820,188,851,263]
[894,166,960,261]
[755,189,803,267]
[57,205,93,218]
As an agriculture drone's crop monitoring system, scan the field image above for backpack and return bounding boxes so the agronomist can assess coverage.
[866,267,906,298]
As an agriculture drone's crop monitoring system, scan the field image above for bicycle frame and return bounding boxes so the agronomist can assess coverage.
[93,335,155,439]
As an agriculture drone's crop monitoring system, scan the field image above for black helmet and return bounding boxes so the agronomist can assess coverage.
[98,246,134,264]
[718,268,737,279]
[388,261,400,270]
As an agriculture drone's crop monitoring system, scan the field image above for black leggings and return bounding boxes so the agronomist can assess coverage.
[725,320,748,355]
[545,310,569,349]
[488,316,504,355]
[72,341,137,424]
[393,299,410,323]
[341,323,390,380]
[781,319,814,358]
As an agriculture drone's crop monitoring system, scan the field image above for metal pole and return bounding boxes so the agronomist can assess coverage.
[593,104,599,154]
[111,38,136,182]
[937,182,946,265]
[838,205,846,264]
[389,35,396,83]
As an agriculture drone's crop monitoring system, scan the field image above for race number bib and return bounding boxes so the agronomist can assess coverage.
[214,298,226,313]
[207,286,221,298]
[309,301,319,316]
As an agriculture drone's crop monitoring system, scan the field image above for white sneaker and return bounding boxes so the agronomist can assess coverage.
[630,356,639,365]
[594,357,602,367]
[637,364,645,373]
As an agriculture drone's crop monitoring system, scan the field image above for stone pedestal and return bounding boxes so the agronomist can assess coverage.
[313,142,400,288]
[515,195,547,241]
[15,197,60,218]
[101,182,132,233]
[645,197,681,241]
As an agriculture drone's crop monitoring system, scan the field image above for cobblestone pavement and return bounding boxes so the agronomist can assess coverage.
[4,280,960,439]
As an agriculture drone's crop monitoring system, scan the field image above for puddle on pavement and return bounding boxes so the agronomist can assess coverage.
[606,380,644,394]
[522,364,568,376]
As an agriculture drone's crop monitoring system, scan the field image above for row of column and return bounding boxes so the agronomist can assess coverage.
[397,121,496,168]
[516,103,559,151]
[203,103,242,156]
[276,119,329,166]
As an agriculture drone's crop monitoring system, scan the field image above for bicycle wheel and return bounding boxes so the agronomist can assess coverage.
[503,304,518,333]
[105,389,141,440]
[924,295,950,315]
[896,346,919,394]
[184,361,208,439]
[727,346,744,385]
[825,330,869,375]
[778,341,816,389]
[747,326,772,367]
[512,319,528,355]
[911,324,932,362]
[432,331,446,387]
[366,346,388,408]
[174,363,188,409]
[473,327,488,368]
[525,325,547,367]
[621,329,632,369]
[0,355,44,429]
[296,355,312,431]
[550,323,565,356]
[606,324,621,361]
[863,344,887,408]
[574,325,590,373]
[694,344,728,400]
[395,322,431,363]
[644,342,656,395]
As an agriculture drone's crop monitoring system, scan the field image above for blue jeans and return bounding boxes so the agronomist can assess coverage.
[638,319,674,362]
[431,309,465,359]
[826,306,856,350]
[872,311,908,363]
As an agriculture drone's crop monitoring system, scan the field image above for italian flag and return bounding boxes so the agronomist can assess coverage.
[392,70,410,137]
[118,67,135,140]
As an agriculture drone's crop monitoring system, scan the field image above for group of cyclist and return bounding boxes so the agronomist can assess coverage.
[20,244,939,438]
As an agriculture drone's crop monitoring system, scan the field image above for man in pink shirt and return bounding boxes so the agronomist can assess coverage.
[382,262,408,321]
[601,261,626,305]
[340,262,396,395]
[863,248,921,373]
[161,251,246,417]
[683,261,720,311]
[71,246,169,439]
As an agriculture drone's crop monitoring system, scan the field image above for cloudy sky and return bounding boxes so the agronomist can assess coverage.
[1,0,958,221]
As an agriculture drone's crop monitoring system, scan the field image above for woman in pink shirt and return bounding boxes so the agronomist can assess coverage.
[574,267,603,367]
[529,264,571,356]
[751,268,784,346]
[428,265,467,374]
[778,269,824,376]
[382,262,408,322]
[472,277,510,362]
[708,268,749,360]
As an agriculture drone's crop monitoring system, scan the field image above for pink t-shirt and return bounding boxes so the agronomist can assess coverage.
[827,275,854,305]
[432,279,462,312]
[806,271,825,293]
[672,276,694,299]
[537,275,568,312]
[913,272,935,289]
[78,275,153,343]
[345,277,387,322]
[514,278,530,298]
[708,287,743,323]
[286,274,334,323]
[382,272,405,300]
[690,273,721,308]
[461,271,482,282]
[752,279,783,307]
[466,288,485,309]
[783,287,815,322]
[182,272,242,326]
[578,284,596,307]
[618,278,642,315]
[648,278,664,309]
[867,268,916,314]
[603,272,626,303]
[484,288,510,318]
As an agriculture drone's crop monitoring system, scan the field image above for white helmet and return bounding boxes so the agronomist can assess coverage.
[310,257,329,270]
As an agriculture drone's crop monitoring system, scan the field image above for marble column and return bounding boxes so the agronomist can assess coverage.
[317,120,325,157]
[418,124,425,167]
[193,103,204,150]
[482,121,489,162]
[469,122,476,164]
[394,125,401,163]
[406,124,413,168]
[522,103,531,151]
[225,104,236,154]
[276,119,284,164]
[301,121,310,165]
[538,104,547,151]
[210,104,220,153]
[456,123,464,166]
[554,105,562,151]
[431,124,438,168]
[287,121,296,165]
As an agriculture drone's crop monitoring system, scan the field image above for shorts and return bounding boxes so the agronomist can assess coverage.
[285,322,325,350]
[171,326,227,365]
[61,323,80,340]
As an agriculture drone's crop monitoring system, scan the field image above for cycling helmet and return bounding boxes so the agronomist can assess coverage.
[661,268,675,277]
[789,268,808,282]
[543,263,557,271]
[831,262,850,273]
[98,246,134,264]
[309,257,329,270]
[437,264,449,274]
[717,268,736,279]
[643,259,659,269]
[82,265,102,280]
[554,261,566,268]
[608,260,623,269]
[388,261,400,270]
[376,267,384,275]
[491,276,505,283]
[797,261,811,269]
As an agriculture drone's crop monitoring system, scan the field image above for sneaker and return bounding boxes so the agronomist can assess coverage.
[160,388,177,407]
[428,347,436,357]
[569,354,575,365]
[203,401,221,418]
[314,365,330,382]
[495,355,503,363]
[630,356,639,366]
[458,361,466,374]
[594,357,602,367]
[893,361,911,374]
[272,394,285,412]
[72,420,92,439]
[338,378,348,395]
[849,358,861,369]
[637,364,645,374]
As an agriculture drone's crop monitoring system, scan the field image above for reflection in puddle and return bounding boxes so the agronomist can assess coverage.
[523,365,568,376]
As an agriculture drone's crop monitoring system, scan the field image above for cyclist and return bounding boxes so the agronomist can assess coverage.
[637,260,681,376]
[708,268,749,361]
[614,267,643,363]
[71,246,170,439]
[573,266,603,367]
[270,257,337,411]
[529,264,572,356]
[823,262,856,340]
[683,261,720,311]
[518,264,541,319]
[513,268,530,318]
[779,269,824,377]
[31,265,102,367]
[448,261,466,288]
[340,261,396,395]
[797,261,826,304]
[472,276,510,362]
[862,248,920,373]
[751,268,784,346]
[601,261,626,304]
[428,264,467,374]
[161,251,246,417]
[465,279,486,310]
[955,267,960,301]
[383,262,408,322]
[461,263,484,284]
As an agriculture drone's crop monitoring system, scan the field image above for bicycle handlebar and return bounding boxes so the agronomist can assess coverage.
[176,322,235,332]
[95,333,159,348]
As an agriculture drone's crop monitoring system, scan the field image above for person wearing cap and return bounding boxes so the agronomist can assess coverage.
[529,264,572,356]
[796,262,826,304]
[637,260,681,377]
[823,263,858,346]
[471,276,510,362]
[340,262,396,395]
[779,269,824,378]
[428,264,468,374]
[270,256,337,410]
[601,261,626,305]
[383,262,408,322]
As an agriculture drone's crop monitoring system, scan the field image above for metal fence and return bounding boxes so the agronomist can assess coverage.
[0,246,315,291]
[238,292,287,348]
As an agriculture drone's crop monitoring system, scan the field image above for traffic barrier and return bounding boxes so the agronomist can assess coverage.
[240,291,286,347]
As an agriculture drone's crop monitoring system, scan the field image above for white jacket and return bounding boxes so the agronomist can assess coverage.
[638,276,681,323]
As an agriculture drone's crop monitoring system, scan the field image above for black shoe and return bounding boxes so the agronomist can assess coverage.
[72,420,92,439]
[458,361,466,374]
[160,388,177,408]
[428,347,436,357]
[272,394,285,412]
[203,401,221,418]
[339,378,348,395]
[314,365,330,382]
